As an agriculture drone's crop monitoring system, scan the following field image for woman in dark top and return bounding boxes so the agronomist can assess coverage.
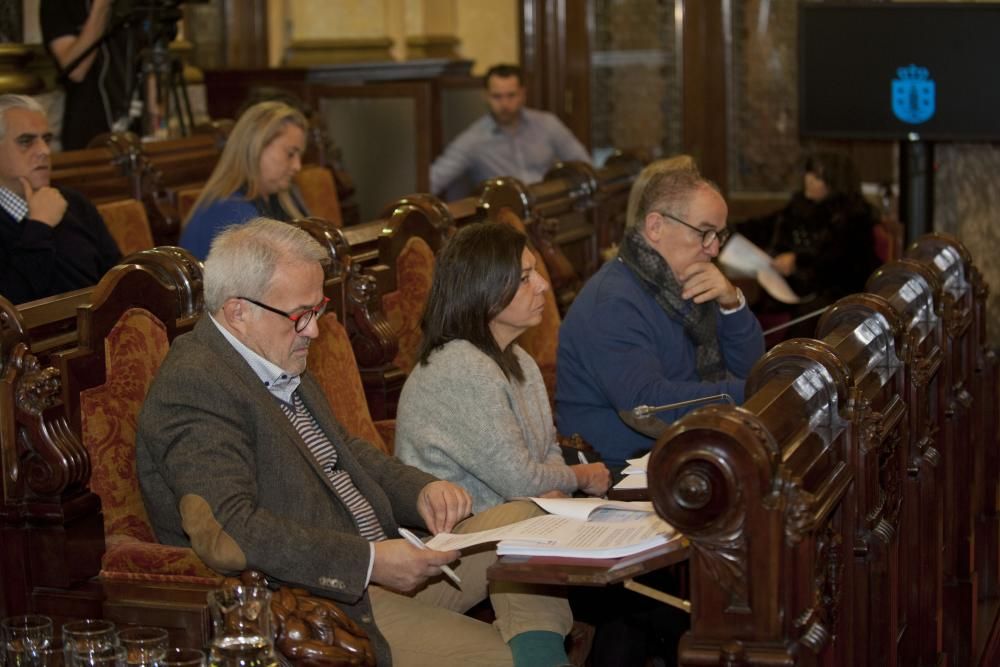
[740,151,882,303]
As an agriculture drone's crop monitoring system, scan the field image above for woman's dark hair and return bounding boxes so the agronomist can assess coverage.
[803,151,862,199]
[417,222,528,382]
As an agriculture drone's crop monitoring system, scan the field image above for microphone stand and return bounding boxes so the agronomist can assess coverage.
[619,393,735,439]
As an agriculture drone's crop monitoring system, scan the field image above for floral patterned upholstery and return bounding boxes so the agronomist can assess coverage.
[308,312,391,454]
[381,236,435,375]
[495,209,562,404]
[97,199,156,256]
[294,165,343,228]
[80,308,221,583]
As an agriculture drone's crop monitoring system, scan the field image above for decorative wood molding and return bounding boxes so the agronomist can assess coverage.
[284,38,394,66]
[0,43,44,95]
[404,34,460,60]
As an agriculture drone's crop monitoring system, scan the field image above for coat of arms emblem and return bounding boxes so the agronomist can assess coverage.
[892,64,935,125]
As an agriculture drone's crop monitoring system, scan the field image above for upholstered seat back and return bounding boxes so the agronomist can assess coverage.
[176,187,202,225]
[97,199,156,256]
[79,307,220,580]
[308,312,390,454]
[381,236,435,375]
[294,165,343,228]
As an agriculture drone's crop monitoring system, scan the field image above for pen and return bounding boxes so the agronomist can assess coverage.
[398,527,462,587]
[577,451,588,465]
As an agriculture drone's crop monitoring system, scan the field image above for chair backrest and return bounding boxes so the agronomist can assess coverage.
[97,199,156,256]
[308,312,389,454]
[58,263,220,581]
[79,307,167,546]
[874,216,904,263]
[381,236,435,375]
[294,165,343,228]
[176,187,203,225]
[495,208,562,402]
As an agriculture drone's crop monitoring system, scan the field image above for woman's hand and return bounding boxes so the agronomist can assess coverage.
[771,252,797,277]
[571,463,612,496]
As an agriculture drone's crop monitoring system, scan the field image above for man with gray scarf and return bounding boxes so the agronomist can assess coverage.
[555,157,764,473]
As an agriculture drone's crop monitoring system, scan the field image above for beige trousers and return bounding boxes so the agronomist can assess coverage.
[370,500,573,667]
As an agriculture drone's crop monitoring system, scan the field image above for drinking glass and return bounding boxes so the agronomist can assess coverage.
[24,647,64,667]
[61,621,117,667]
[74,647,126,667]
[2,615,54,667]
[206,586,275,667]
[159,650,204,667]
[116,628,167,667]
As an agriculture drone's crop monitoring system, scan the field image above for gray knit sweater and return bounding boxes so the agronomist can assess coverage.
[395,339,577,513]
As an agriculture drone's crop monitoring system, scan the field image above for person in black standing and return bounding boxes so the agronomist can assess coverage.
[40,0,130,150]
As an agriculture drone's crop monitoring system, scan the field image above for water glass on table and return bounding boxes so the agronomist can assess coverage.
[115,628,167,667]
[72,647,126,667]
[158,649,204,667]
[1,615,54,667]
[206,586,276,667]
[61,620,117,667]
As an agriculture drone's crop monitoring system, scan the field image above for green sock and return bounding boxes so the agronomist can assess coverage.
[507,630,570,667]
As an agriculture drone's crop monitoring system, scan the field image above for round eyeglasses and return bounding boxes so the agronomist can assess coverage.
[658,211,731,248]
[239,296,330,333]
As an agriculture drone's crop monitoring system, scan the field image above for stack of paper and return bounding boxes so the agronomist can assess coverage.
[613,452,650,491]
[424,497,677,559]
[718,233,804,304]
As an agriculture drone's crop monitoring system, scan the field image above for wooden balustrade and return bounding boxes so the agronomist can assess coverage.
[649,233,1000,666]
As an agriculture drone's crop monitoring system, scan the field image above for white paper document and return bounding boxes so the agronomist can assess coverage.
[621,453,650,475]
[424,502,677,558]
[528,497,653,520]
[612,472,648,491]
[718,233,803,304]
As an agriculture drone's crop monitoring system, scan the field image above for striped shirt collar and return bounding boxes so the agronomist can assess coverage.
[0,187,29,223]
[209,313,301,403]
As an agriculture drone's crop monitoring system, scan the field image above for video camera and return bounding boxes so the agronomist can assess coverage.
[110,0,190,49]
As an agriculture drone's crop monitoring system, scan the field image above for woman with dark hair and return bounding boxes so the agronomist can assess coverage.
[395,222,610,514]
[739,151,881,302]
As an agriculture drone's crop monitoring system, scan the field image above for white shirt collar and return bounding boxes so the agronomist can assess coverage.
[209,313,301,403]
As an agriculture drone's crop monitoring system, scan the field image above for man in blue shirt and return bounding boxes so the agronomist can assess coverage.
[556,158,765,473]
[430,64,591,197]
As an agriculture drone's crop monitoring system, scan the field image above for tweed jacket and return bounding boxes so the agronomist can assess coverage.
[136,316,436,664]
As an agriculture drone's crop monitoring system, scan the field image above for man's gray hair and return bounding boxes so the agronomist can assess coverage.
[626,155,720,230]
[0,95,45,141]
[203,218,329,313]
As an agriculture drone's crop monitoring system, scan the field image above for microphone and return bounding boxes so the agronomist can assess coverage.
[618,393,735,438]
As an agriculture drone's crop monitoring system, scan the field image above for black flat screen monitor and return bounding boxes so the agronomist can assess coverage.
[799,2,1000,140]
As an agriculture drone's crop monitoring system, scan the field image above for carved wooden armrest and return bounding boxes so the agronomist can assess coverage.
[226,572,375,667]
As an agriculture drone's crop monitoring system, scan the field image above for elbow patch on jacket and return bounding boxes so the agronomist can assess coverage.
[179,494,247,572]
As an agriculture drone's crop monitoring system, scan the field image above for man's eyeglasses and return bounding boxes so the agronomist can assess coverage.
[658,211,731,248]
[240,296,330,333]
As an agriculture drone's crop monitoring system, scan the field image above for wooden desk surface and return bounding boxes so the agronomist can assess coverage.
[487,537,689,587]
[606,486,649,502]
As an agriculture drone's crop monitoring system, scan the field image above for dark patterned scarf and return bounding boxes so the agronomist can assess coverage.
[618,225,726,381]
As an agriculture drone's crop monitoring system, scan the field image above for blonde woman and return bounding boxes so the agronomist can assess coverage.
[180,101,309,259]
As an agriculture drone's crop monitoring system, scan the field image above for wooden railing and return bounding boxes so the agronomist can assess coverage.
[649,233,1000,666]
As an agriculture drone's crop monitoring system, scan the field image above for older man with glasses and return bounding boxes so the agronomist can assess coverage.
[556,157,765,474]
